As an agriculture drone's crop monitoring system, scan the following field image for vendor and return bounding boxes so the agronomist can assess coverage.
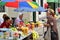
[14,13,24,27]
[0,16,11,28]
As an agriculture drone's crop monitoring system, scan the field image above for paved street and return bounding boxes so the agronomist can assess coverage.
[57,18,60,40]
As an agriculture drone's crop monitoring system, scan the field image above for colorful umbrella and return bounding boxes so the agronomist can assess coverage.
[14,1,39,12]
[27,1,39,9]
[16,0,32,2]
[19,1,39,9]
[2,0,32,2]
[14,6,46,12]
[14,7,36,12]
[14,1,46,12]
[36,6,47,12]
[2,0,15,2]
[5,1,39,8]
[5,2,18,8]
[5,1,46,12]
[0,1,6,6]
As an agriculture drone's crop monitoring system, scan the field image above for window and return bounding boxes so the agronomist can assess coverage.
[0,0,5,12]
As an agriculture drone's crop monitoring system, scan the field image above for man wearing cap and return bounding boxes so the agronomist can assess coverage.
[14,13,24,27]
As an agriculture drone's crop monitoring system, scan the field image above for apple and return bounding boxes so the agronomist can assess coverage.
[13,32,19,37]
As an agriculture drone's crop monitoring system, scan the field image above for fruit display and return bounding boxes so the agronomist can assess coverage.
[31,22,35,30]
[21,27,28,35]
[10,27,18,32]
[0,32,3,39]
[13,32,19,40]
[32,31,39,40]
[0,21,44,40]
[17,25,23,30]
[3,32,9,39]
[20,21,24,26]
[13,32,19,37]
[26,23,31,29]
[36,21,42,27]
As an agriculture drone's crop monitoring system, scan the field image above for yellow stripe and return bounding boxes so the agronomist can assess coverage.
[27,1,38,9]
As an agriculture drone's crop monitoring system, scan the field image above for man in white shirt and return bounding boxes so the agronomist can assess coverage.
[14,13,23,26]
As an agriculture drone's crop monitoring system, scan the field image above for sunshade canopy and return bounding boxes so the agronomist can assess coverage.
[5,1,39,8]
[36,6,47,12]
[1,0,15,2]
[16,0,32,2]
[19,1,39,9]
[5,2,18,8]
[14,6,46,12]
[19,2,32,8]
[2,0,32,2]
[14,7,36,12]
[0,1,6,6]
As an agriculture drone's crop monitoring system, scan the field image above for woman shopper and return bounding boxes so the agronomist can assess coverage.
[44,9,58,40]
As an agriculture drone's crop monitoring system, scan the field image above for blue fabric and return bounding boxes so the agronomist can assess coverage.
[15,2,34,12]
[2,0,15,2]
[19,2,32,8]
[14,7,46,12]
[14,7,36,12]
[36,6,46,12]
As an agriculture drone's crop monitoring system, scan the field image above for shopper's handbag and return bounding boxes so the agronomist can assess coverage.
[51,27,58,40]
[44,27,51,40]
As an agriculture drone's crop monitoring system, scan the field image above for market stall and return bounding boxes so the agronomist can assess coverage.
[0,0,47,40]
[0,21,46,40]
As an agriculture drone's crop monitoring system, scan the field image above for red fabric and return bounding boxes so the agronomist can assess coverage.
[5,2,18,8]
[5,0,32,8]
[0,22,10,28]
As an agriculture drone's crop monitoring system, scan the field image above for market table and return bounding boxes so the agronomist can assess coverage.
[0,25,46,40]
[0,28,32,40]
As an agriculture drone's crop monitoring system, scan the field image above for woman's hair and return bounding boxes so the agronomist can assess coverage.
[3,14,7,19]
[48,9,55,17]
[4,16,10,22]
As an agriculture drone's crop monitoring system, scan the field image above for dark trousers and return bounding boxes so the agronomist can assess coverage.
[51,31,58,40]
